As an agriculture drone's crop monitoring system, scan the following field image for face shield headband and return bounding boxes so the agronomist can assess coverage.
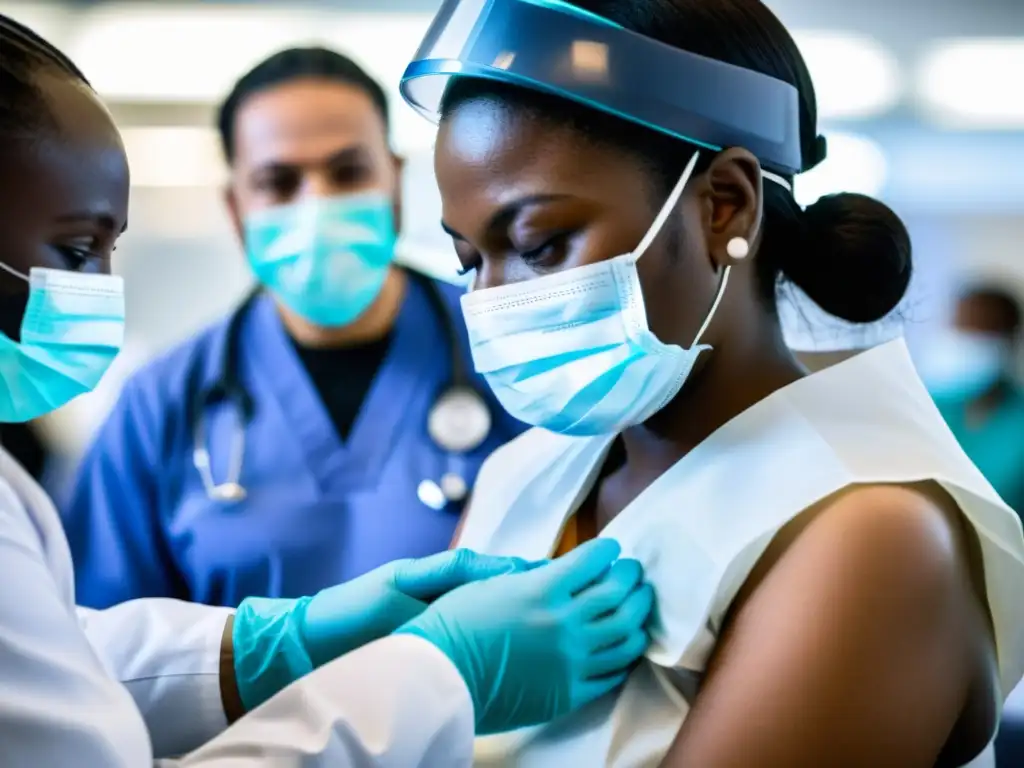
[401,0,812,177]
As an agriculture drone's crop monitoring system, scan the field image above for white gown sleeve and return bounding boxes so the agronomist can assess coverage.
[0,480,154,766]
[77,600,233,758]
[0,450,474,767]
[167,634,476,768]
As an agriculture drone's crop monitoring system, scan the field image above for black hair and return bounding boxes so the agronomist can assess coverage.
[1,13,91,137]
[217,47,390,163]
[439,0,912,325]
[963,285,1023,336]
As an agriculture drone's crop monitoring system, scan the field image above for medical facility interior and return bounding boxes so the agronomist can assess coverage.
[2,0,1023,764]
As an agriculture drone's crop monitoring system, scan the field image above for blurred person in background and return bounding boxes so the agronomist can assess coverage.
[917,285,1024,515]
[63,47,525,609]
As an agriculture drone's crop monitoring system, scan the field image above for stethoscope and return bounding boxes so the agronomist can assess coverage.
[187,270,493,510]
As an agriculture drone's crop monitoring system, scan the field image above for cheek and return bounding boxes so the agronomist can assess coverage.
[635,211,719,346]
[0,205,50,278]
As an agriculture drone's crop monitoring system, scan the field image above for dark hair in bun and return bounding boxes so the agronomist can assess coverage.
[759,187,912,323]
[439,0,912,325]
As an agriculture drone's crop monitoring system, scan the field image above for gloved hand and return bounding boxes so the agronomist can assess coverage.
[232,549,532,710]
[396,538,654,735]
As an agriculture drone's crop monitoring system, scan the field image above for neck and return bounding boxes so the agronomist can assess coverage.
[276,267,408,349]
[619,321,803,479]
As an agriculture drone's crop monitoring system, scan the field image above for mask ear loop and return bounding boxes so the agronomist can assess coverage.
[630,150,701,262]
[628,151,795,347]
[0,261,30,283]
[690,169,793,347]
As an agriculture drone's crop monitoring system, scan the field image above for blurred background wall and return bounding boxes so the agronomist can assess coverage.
[1,0,1022,464]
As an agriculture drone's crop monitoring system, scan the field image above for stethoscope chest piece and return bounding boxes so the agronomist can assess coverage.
[209,482,248,503]
[418,472,471,511]
[428,385,492,454]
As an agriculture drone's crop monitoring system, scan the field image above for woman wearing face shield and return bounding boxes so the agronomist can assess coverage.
[0,15,655,766]
[401,0,1024,765]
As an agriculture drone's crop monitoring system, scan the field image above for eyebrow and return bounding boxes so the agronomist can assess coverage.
[248,145,371,180]
[57,213,128,234]
[441,193,571,241]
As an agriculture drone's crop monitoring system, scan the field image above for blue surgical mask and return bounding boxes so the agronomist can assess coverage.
[461,151,748,436]
[915,328,1010,401]
[0,262,124,423]
[244,192,398,328]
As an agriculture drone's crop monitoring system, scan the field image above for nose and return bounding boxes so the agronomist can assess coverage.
[473,261,505,291]
[298,169,338,201]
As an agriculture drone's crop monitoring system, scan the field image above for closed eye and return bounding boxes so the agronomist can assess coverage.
[518,232,571,266]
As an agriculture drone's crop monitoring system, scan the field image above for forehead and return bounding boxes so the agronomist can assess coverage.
[435,97,645,211]
[1,74,128,224]
[232,78,387,166]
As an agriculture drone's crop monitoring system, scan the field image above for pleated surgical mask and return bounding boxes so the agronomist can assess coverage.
[244,192,397,328]
[461,153,790,436]
[0,262,124,423]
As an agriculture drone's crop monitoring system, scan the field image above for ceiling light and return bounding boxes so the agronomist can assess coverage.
[68,5,436,152]
[918,38,1024,129]
[793,32,902,120]
[70,5,333,102]
[793,132,888,207]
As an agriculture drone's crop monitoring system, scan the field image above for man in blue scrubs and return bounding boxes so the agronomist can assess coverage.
[918,285,1024,515]
[64,48,524,608]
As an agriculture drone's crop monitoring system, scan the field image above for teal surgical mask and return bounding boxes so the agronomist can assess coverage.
[916,328,1011,401]
[0,262,124,423]
[244,192,398,328]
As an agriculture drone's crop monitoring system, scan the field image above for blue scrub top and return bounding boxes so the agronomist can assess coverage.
[64,274,526,608]
[935,385,1024,515]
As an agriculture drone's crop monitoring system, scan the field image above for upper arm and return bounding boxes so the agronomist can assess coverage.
[63,375,179,607]
[663,485,990,768]
[0,496,152,765]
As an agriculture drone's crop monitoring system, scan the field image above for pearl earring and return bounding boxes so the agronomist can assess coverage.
[726,237,749,260]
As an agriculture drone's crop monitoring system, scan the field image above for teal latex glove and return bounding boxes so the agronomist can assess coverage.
[397,538,654,735]
[233,549,532,710]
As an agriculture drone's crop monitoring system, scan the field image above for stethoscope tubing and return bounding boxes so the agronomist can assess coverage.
[189,270,483,504]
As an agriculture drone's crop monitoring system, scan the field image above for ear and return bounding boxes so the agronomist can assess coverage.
[702,147,763,270]
[391,152,406,234]
[224,185,245,246]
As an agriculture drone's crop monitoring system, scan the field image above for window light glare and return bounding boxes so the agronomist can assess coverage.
[918,39,1024,129]
[794,32,901,120]
[793,132,888,207]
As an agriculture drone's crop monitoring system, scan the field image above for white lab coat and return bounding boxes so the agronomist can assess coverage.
[0,447,474,766]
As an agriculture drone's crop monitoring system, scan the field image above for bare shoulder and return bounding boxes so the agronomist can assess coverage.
[738,482,978,616]
[665,483,996,766]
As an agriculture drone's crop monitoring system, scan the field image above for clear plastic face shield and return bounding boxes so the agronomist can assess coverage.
[401,0,805,177]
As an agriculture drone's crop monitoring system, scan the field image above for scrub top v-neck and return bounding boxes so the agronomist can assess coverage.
[63,274,526,608]
[290,331,392,443]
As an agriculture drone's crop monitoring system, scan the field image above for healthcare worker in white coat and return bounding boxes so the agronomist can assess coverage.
[0,14,655,766]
